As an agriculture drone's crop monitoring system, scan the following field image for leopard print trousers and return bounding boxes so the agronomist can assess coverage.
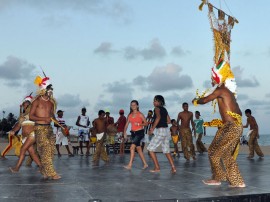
[180,128,196,160]
[208,121,244,186]
[248,129,264,157]
[93,133,109,164]
[35,125,57,177]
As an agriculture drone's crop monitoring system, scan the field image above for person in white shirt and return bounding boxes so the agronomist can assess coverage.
[76,107,90,156]
[55,110,73,157]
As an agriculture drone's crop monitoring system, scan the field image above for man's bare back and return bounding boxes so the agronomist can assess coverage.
[193,84,242,123]
[247,116,258,130]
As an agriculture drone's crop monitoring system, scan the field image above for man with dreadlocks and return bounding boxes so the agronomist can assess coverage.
[29,73,61,180]
[192,1,245,188]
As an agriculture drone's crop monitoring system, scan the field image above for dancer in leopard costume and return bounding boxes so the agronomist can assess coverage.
[192,1,245,187]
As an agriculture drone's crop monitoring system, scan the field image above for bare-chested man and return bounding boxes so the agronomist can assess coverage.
[243,109,264,159]
[192,83,245,188]
[92,110,109,166]
[177,102,196,161]
[30,75,61,180]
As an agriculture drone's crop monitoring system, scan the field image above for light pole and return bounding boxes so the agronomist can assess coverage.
[2,111,5,119]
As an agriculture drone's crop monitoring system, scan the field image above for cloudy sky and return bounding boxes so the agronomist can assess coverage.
[0,0,269,134]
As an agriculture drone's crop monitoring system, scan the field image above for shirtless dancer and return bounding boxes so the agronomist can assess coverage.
[243,109,264,159]
[92,110,109,166]
[9,94,42,173]
[177,102,196,161]
[30,74,61,180]
[193,1,245,187]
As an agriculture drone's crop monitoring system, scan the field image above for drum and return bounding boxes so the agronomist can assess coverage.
[61,126,71,137]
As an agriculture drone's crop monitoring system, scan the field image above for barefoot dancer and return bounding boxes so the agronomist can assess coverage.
[195,1,244,187]
[147,95,176,174]
[9,94,42,173]
[123,100,148,170]
[30,73,61,180]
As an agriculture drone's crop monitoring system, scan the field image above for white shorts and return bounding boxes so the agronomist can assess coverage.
[115,132,124,143]
[56,131,69,145]
[147,128,170,154]
[78,129,90,142]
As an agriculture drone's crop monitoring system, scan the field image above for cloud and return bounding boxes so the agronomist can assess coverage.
[171,46,190,57]
[0,56,37,89]
[133,63,193,92]
[95,81,134,114]
[94,42,118,55]
[124,39,166,60]
[233,66,259,87]
[266,93,270,98]
[56,93,89,108]
[0,0,133,24]
[246,99,269,106]
[236,94,249,100]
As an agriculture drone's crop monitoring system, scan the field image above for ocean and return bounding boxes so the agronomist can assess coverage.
[200,134,269,146]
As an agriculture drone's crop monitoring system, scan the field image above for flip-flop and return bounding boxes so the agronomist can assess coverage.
[229,183,246,188]
[149,169,160,173]
[202,180,221,185]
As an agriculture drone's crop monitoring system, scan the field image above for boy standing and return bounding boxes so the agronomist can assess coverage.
[243,109,264,159]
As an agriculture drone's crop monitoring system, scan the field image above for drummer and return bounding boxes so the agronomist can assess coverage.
[54,110,74,157]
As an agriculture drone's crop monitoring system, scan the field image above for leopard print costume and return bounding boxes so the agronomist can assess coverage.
[248,129,264,158]
[196,133,207,153]
[208,121,244,186]
[180,128,196,160]
[35,125,57,177]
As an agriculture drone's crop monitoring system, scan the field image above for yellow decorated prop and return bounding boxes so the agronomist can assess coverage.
[1,133,22,157]
[203,119,223,128]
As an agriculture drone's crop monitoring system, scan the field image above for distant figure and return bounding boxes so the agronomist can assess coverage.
[170,119,180,157]
[147,95,176,173]
[105,109,117,154]
[177,102,196,161]
[141,110,154,152]
[76,107,90,156]
[114,109,127,155]
[243,109,264,159]
[194,111,207,154]
[54,110,73,157]
[92,110,109,166]
[123,100,148,170]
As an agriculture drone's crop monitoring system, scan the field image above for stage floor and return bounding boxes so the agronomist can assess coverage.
[0,153,269,202]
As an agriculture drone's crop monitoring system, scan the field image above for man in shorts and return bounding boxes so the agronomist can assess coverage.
[55,110,73,157]
[76,107,90,156]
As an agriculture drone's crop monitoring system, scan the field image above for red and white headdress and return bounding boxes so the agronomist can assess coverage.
[23,92,33,103]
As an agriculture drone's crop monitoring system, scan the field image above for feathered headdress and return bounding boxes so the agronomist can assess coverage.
[34,68,52,95]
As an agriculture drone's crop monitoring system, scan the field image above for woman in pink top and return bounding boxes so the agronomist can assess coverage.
[123,100,148,170]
